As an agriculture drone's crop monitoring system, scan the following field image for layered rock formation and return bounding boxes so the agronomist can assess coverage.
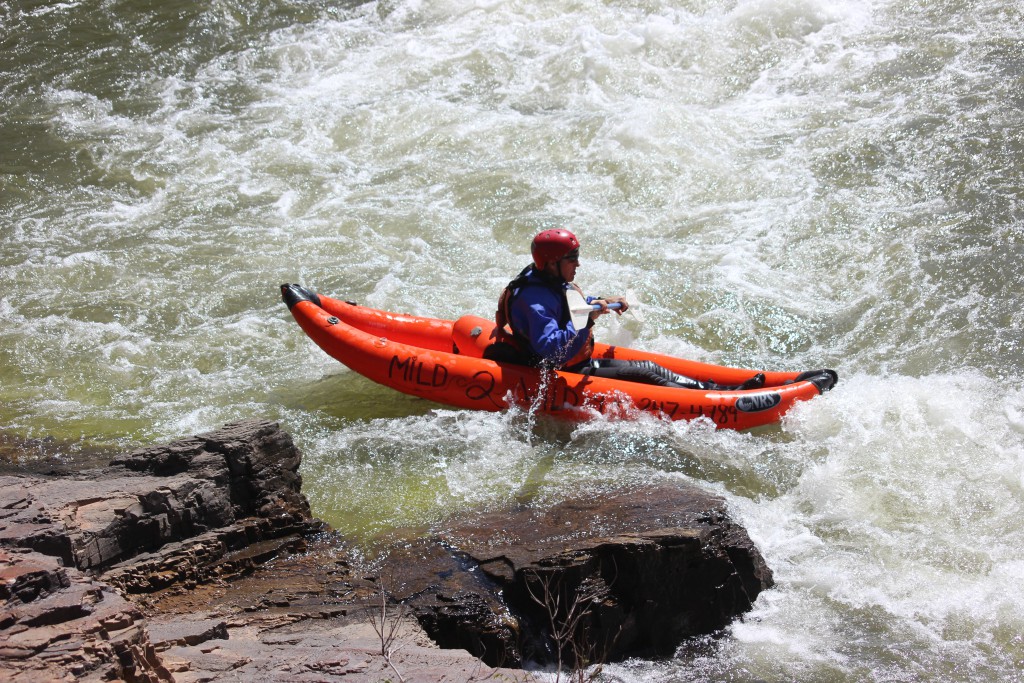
[0,547,165,682]
[0,420,313,681]
[0,419,774,681]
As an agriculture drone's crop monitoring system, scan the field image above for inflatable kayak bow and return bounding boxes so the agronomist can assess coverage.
[281,284,837,430]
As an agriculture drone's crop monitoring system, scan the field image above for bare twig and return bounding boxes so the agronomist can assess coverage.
[366,576,411,683]
[523,569,613,683]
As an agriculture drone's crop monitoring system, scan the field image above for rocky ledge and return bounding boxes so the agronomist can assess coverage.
[0,419,773,681]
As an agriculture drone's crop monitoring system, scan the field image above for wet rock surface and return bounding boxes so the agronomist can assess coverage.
[1,419,774,681]
[389,484,775,668]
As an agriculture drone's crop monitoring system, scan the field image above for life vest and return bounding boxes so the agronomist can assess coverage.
[488,266,593,369]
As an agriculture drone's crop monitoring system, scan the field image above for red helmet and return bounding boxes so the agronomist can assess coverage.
[531,229,580,269]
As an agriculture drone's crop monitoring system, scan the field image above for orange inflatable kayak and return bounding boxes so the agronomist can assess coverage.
[281,284,837,430]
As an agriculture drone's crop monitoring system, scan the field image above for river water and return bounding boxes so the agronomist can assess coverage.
[2,0,1023,680]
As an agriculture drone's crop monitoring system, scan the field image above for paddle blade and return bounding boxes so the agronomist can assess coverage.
[625,288,645,323]
[566,287,593,330]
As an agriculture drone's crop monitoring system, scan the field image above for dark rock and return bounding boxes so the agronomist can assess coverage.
[111,419,310,523]
[389,482,774,668]
[0,420,319,682]
[376,541,524,665]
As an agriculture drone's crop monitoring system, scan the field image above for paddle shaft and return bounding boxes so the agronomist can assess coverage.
[570,302,623,314]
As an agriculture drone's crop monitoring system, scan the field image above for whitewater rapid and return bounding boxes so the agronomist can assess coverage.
[2,0,1023,680]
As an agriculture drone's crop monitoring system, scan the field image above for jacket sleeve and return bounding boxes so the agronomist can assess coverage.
[510,287,592,366]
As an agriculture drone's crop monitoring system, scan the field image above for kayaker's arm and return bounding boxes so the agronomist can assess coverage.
[511,289,593,367]
[586,295,629,322]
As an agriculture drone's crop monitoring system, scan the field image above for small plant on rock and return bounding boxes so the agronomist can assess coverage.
[366,575,411,683]
[523,569,616,683]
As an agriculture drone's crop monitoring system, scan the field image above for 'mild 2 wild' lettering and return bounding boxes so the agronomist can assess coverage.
[388,355,449,387]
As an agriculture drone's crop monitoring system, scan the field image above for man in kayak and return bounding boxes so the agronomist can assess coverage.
[487,229,765,390]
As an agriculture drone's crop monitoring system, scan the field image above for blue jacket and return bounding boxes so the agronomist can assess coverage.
[507,267,594,368]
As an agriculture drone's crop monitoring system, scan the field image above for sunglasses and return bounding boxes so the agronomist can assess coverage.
[562,249,580,263]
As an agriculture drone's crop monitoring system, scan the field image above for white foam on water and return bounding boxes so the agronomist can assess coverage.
[636,372,1024,679]
[591,374,1023,681]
